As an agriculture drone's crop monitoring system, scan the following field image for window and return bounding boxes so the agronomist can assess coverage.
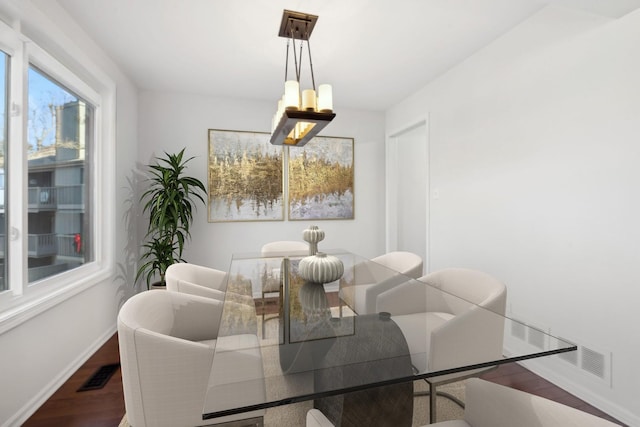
[0,16,113,323]
[27,66,94,283]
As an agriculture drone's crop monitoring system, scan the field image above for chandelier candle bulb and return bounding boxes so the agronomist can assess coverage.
[317,84,333,113]
[302,89,317,111]
[284,80,300,110]
[278,97,285,121]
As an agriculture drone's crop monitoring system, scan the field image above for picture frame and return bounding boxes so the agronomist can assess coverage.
[208,129,284,222]
[288,136,354,220]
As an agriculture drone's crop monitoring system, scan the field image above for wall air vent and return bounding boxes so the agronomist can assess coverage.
[511,320,526,341]
[550,334,612,387]
[581,346,607,379]
[527,326,546,350]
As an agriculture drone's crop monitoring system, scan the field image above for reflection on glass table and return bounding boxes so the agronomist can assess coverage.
[203,250,576,426]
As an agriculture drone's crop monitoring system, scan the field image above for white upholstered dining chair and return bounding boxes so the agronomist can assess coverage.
[376,268,507,424]
[165,262,227,300]
[339,251,423,315]
[118,290,265,427]
[306,378,619,427]
[165,262,257,310]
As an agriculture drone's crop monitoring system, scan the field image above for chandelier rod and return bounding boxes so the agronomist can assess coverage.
[305,25,317,91]
[298,32,304,83]
[284,38,290,82]
[289,21,300,82]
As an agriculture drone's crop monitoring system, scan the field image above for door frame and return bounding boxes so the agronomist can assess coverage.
[385,116,430,273]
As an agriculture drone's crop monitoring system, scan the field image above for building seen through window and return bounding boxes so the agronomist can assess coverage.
[25,66,93,284]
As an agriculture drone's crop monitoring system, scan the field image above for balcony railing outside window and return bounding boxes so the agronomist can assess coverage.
[57,234,84,258]
[26,185,84,210]
[56,185,84,208]
[27,233,57,258]
[28,187,57,210]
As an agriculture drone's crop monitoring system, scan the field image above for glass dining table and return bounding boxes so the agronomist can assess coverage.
[202,250,576,426]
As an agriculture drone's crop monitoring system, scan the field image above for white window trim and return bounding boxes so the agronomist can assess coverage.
[0,14,116,334]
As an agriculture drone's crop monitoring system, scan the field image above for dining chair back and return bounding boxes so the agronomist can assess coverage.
[165,262,227,301]
[260,240,309,257]
[376,267,506,423]
[340,251,423,314]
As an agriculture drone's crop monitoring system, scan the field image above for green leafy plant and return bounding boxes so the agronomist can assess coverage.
[136,148,206,288]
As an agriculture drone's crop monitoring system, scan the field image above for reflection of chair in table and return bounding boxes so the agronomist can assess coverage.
[260,240,308,334]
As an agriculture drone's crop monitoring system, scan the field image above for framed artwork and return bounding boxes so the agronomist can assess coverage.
[288,136,354,220]
[208,129,284,222]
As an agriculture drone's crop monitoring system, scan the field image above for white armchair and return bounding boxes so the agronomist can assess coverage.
[306,378,619,427]
[166,262,257,310]
[376,268,507,423]
[165,262,227,300]
[340,251,423,315]
[118,290,265,427]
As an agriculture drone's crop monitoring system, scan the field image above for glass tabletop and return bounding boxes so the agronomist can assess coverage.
[202,250,576,421]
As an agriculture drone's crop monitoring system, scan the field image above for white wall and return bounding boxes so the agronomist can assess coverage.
[387,5,640,425]
[0,1,138,425]
[137,91,386,271]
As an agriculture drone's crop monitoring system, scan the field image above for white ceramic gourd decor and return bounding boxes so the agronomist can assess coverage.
[298,252,344,284]
[303,225,325,255]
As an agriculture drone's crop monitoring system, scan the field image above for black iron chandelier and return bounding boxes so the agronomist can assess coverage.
[270,10,336,147]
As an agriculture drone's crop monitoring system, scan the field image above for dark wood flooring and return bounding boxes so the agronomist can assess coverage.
[22,333,125,427]
[23,333,625,426]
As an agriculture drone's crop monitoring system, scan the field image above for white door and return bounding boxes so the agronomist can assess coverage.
[386,120,429,272]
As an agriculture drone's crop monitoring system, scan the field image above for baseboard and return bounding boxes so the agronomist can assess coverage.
[516,357,639,427]
[2,325,117,427]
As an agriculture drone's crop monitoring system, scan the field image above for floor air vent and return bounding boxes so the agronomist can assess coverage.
[77,363,120,392]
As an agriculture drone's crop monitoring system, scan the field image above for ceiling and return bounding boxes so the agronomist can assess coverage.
[52,0,640,112]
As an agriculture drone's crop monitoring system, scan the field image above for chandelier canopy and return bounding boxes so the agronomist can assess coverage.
[270,10,336,147]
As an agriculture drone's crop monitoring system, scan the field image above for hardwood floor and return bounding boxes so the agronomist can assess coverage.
[22,333,625,426]
[22,333,125,427]
[480,363,625,425]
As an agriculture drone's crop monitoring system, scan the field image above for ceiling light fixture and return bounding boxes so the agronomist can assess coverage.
[270,10,336,147]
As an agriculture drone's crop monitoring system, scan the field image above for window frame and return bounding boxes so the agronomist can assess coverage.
[0,18,115,332]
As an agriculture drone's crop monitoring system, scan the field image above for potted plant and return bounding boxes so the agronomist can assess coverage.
[136,148,206,289]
